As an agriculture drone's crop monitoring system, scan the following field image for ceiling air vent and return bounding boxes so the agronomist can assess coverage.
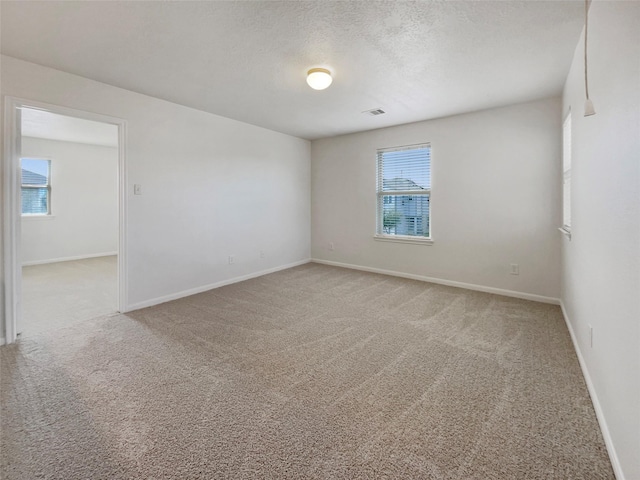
[363,108,386,116]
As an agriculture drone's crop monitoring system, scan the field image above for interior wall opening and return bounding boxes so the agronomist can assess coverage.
[18,107,119,338]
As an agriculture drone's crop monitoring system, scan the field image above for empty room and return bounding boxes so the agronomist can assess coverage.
[19,108,119,337]
[1,1,638,479]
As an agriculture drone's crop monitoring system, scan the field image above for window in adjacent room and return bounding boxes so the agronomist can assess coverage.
[21,158,51,216]
[376,143,431,241]
[562,112,571,232]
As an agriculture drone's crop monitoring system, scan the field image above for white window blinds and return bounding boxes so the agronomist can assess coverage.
[21,158,51,216]
[376,144,431,238]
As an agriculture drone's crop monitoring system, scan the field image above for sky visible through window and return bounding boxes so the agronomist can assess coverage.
[22,158,49,178]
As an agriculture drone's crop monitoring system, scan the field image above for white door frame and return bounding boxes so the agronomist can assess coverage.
[2,96,128,344]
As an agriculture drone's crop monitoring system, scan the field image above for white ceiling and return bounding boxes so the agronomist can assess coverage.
[21,108,118,147]
[1,1,584,140]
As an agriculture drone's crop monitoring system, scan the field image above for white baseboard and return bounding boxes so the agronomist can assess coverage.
[22,251,118,267]
[311,258,560,305]
[125,258,311,312]
[560,302,625,480]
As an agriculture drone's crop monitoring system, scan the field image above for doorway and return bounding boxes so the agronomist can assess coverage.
[3,98,127,343]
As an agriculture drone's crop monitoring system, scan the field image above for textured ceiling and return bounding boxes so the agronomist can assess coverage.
[1,1,584,140]
[22,108,118,147]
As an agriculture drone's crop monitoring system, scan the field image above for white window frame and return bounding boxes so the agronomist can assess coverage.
[20,157,52,217]
[560,111,572,238]
[375,143,433,245]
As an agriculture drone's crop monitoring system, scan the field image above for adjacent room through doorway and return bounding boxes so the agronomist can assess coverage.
[19,107,119,338]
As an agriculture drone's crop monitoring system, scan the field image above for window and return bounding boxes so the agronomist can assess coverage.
[21,158,51,215]
[376,144,431,240]
[562,112,571,231]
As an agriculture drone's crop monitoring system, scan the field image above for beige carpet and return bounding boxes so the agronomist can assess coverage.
[20,255,117,338]
[1,263,613,479]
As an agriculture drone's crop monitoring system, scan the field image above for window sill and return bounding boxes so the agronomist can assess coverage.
[374,234,433,245]
[558,227,571,240]
[22,215,55,221]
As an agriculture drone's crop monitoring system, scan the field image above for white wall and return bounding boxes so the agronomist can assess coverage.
[561,1,640,478]
[1,55,311,328]
[311,98,562,300]
[21,137,118,265]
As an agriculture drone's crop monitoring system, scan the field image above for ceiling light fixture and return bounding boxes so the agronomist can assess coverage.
[306,68,332,90]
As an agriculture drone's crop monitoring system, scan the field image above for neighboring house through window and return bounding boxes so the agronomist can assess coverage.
[376,144,431,239]
[21,158,51,215]
[562,112,571,232]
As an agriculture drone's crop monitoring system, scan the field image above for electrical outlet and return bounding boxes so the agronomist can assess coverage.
[510,263,519,275]
[329,242,334,251]
[260,250,265,259]
[134,184,142,195]
[228,255,235,265]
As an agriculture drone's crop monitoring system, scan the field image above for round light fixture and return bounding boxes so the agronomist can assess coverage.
[306,68,332,90]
